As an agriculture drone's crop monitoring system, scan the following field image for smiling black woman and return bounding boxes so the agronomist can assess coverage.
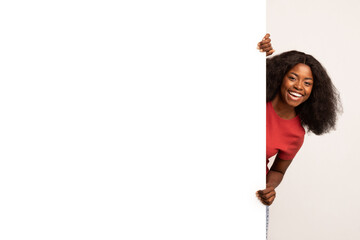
[256,33,342,239]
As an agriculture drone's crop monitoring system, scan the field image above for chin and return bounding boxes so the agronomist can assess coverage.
[286,99,303,108]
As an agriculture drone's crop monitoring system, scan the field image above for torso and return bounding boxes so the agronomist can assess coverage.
[266,101,305,174]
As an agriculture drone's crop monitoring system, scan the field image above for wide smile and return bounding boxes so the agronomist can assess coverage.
[287,91,304,101]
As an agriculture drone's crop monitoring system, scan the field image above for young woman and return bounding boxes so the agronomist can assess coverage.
[256,33,341,236]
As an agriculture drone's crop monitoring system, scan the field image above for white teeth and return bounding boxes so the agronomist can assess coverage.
[289,91,302,97]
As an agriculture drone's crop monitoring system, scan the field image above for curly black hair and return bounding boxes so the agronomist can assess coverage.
[266,50,341,135]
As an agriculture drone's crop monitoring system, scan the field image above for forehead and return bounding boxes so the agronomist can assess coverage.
[288,63,313,78]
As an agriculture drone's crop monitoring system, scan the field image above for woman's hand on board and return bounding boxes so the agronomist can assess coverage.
[256,185,276,206]
[257,33,275,56]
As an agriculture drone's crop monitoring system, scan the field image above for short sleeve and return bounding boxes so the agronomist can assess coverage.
[277,135,304,160]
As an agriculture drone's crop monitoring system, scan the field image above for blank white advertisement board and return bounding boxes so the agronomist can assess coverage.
[0,1,265,239]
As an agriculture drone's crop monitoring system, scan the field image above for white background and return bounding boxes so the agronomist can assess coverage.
[267,0,360,239]
[0,1,266,239]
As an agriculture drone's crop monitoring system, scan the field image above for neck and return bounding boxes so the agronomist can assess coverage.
[271,94,296,119]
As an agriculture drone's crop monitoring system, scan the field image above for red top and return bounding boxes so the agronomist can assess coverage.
[266,101,305,174]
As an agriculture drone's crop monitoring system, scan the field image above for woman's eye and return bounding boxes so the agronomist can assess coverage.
[305,82,312,86]
[289,76,296,81]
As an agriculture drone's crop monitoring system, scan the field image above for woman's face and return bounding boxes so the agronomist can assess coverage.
[279,63,314,108]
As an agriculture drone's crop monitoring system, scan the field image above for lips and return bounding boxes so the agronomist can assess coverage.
[288,91,303,101]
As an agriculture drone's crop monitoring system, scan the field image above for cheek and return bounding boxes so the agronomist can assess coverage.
[280,86,288,98]
[282,80,292,88]
[281,82,290,92]
[303,87,313,101]
[307,86,313,95]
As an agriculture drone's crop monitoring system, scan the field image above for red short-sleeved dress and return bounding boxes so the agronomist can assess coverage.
[266,101,305,174]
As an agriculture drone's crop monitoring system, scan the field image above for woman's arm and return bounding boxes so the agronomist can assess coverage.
[257,33,275,56]
[256,156,293,205]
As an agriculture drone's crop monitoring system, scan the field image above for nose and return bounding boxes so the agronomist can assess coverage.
[294,81,303,90]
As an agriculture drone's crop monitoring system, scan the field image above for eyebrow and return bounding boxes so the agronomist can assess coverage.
[290,72,313,80]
